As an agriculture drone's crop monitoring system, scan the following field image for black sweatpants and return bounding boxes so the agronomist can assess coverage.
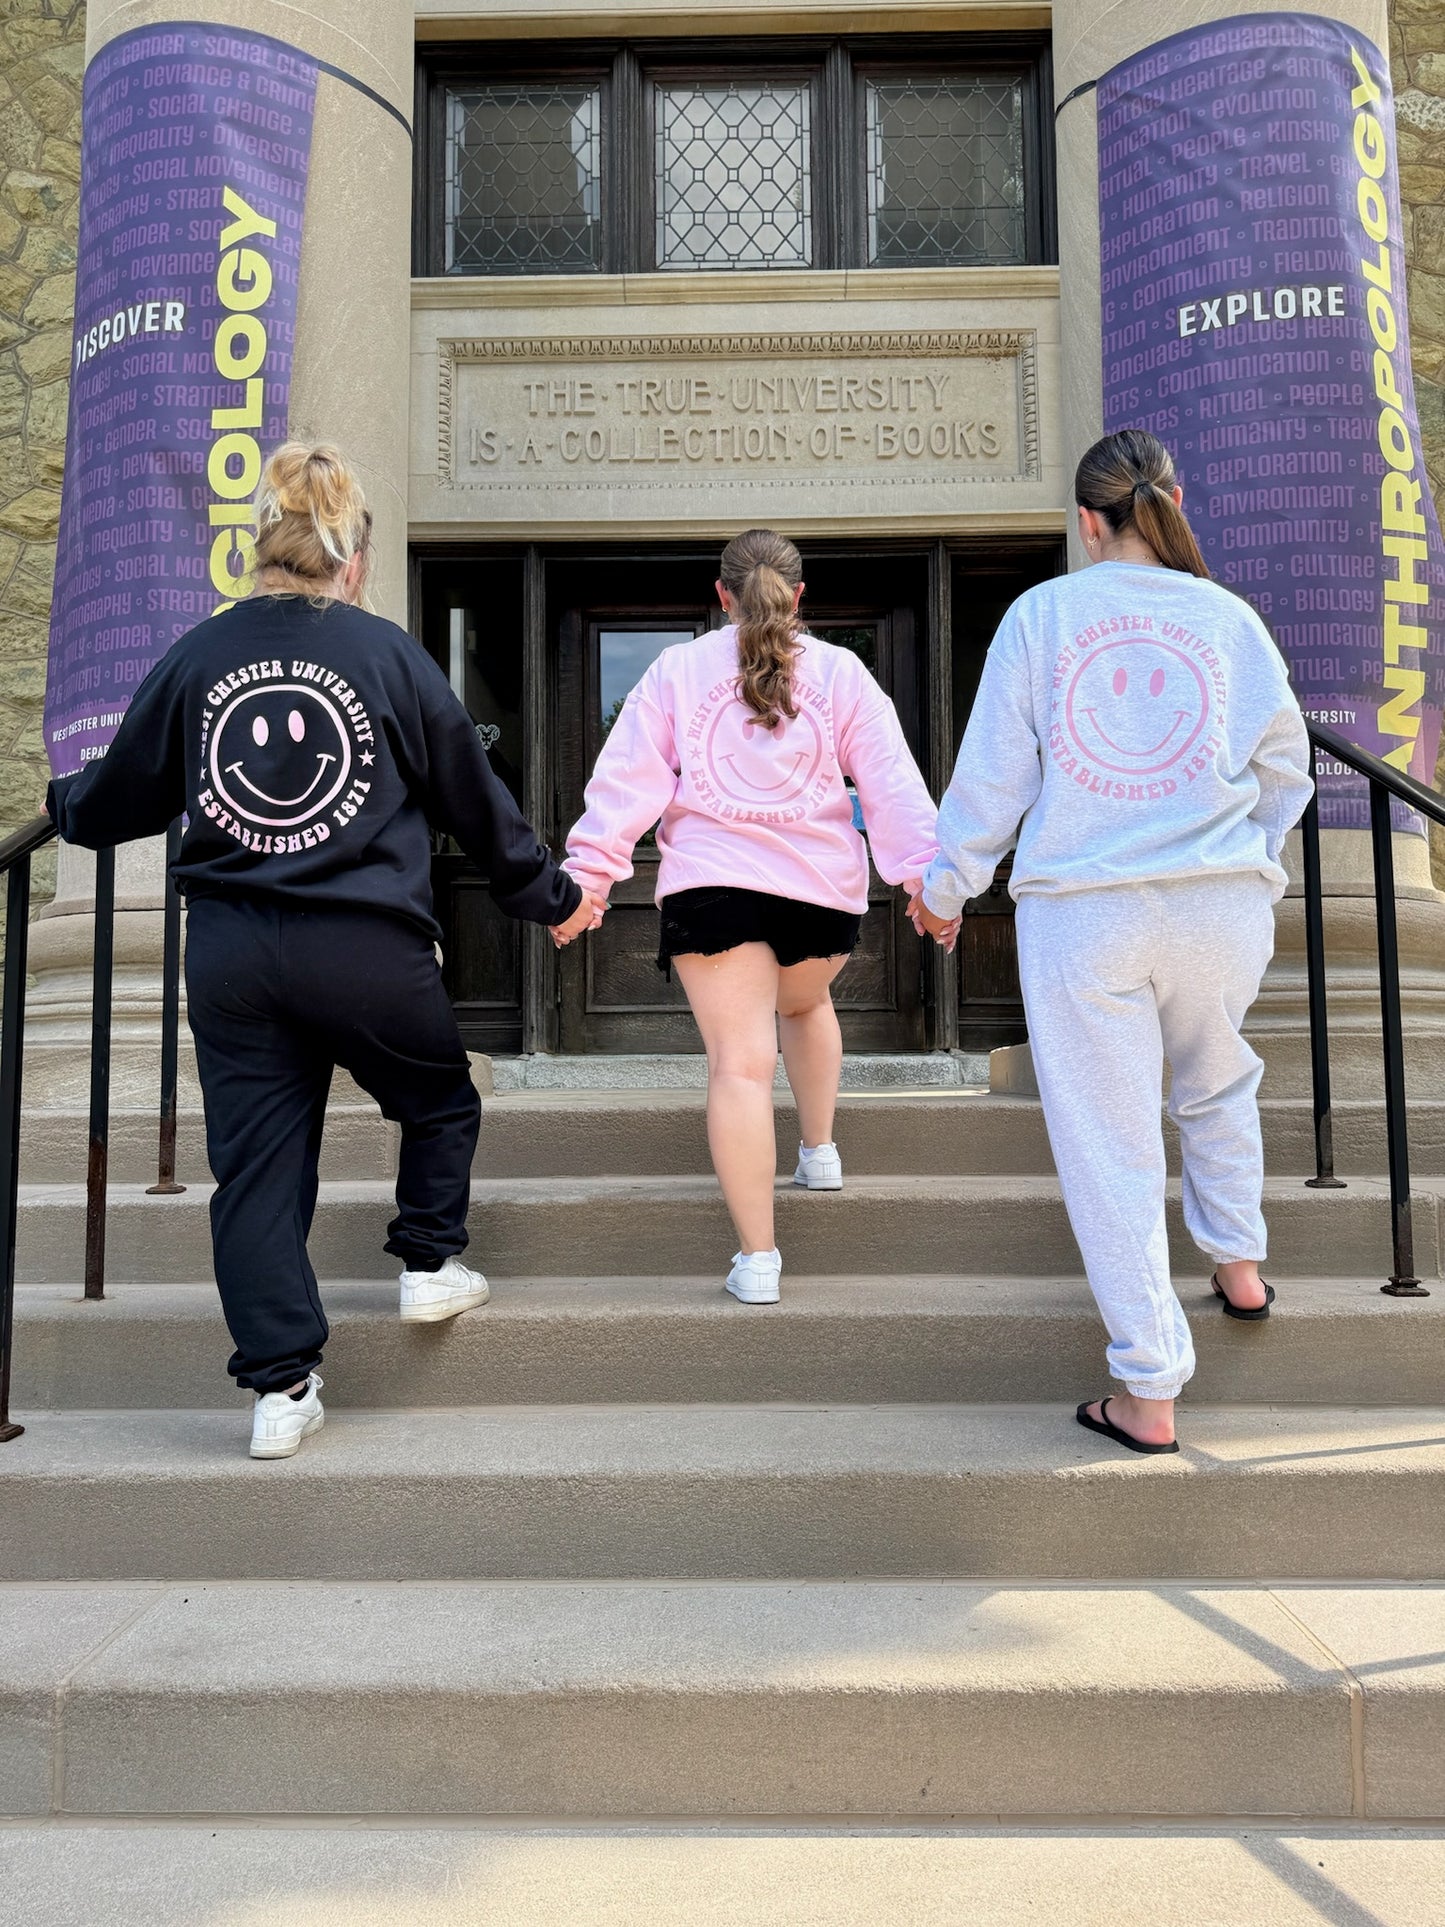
[185,897,481,1394]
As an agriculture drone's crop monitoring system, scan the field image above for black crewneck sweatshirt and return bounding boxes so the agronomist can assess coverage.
[47,595,581,939]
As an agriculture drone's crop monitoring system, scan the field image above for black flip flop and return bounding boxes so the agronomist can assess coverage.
[1211,1274,1275,1321]
[1075,1397,1180,1456]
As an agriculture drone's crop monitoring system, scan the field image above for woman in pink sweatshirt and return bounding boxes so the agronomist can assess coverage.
[566,528,943,1304]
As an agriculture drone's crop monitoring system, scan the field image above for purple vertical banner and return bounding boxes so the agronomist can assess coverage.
[46,23,318,776]
[1097,13,1445,832]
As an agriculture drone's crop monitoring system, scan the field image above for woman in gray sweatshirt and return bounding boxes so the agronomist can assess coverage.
[918,429,1313,1455]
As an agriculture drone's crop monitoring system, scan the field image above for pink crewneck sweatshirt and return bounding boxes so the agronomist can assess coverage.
[565,626,939,913]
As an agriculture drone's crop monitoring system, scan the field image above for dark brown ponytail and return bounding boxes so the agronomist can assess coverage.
[719,527,803,729]
[1074,428,1209,578]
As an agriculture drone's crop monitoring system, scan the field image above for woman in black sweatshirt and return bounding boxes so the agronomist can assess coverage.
[48,443,597,1459]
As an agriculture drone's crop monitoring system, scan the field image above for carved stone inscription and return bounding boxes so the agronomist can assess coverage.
[437,331,1038,498]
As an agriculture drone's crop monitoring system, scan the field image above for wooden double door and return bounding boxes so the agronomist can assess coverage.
[550,550,926,1053]
[414,539,1061,1056]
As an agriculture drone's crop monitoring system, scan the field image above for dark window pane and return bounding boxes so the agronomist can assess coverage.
[446,84,602,274]
[599,628,695,736]
[425,566,525,806]
[807,621,879,677]
[598,626,697,851]
[866,76,1025,266]
[655,82,811,270]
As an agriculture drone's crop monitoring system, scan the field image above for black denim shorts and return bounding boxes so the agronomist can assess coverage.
[657,886,863,976]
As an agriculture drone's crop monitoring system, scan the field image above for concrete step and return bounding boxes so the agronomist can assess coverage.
[17,1102,393,1187]
[2,1579,1440,1817]
[11,1275,1444,1412]
[4,1404,1444,1582]
[5,1823,1445,1923]
[15,1174,1444,1285]
[487,1050,985,1091]
[21,1091,1444,1183]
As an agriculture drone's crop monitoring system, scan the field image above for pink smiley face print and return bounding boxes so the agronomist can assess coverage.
[699,698,827,812]
[1063,638,1211,777]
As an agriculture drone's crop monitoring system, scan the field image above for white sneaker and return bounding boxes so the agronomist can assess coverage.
[398,1255,490,1323]
[249,1372,324,1460]
[725,1249,782,1304]
[794,1142,843,1191]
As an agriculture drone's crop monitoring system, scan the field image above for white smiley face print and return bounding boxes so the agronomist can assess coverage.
[1063,639,1210,778]
[209,683,353,829]
[701,699,827,812]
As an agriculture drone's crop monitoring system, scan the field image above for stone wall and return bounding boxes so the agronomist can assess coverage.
[0,0,81,899]
[1391,0,1445,876]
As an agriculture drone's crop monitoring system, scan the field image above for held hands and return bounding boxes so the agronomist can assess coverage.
[903,878,961,954]
[550,889,608,948]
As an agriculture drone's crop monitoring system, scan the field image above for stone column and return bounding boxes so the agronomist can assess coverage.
[24,0,414,1108]
[1052,0,1445,1099]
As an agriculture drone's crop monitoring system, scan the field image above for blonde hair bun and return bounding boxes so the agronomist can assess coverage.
[254,441,371,590]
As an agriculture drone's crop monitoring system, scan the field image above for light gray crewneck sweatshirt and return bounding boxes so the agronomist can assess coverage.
[922,561,1313,918]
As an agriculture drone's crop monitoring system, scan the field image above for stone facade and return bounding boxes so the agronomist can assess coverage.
[1391,0,1445,876]
[0,0,80,887]
[0,0,1443,870]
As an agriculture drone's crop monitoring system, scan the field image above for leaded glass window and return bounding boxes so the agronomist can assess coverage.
[446,84,602,274]
[420,44,1051,277]
[655,82,811,270]
[865,77,1025,267]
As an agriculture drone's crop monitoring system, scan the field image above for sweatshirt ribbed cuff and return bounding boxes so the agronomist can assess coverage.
[921,884,965,923]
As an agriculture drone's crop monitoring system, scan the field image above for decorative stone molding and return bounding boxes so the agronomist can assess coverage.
[436,328,1041,490]
[412,264,1063,308]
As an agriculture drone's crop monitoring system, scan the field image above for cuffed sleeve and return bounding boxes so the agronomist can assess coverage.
[415,669,581,926]
[837,671,939,885]
[922,618,1042,919]
[564,664,681,895]
[1249,693,1314,866]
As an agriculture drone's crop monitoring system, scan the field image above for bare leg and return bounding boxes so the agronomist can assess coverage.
[1214,1259,1268,1311]
[1084,1392,1176,1446]
[777,955,850,1149]
[674,944,782,1255]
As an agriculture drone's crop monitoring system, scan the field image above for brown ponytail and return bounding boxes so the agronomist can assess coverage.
[719,528,803,729]
[1074,428,1209,578]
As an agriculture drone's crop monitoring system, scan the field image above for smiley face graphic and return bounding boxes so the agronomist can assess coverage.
[209,683,353,829]
[1063,640,1211,777]
[699,698,827,813]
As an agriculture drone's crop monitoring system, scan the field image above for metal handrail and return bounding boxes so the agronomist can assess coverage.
[0,815,58,873]
[146,818,187,1197]
[0,816,58,1443]
[1302,722,1445,1297]
[0,720,1439,1435]
[0,814,186,1442]
[1308,721,1445,832]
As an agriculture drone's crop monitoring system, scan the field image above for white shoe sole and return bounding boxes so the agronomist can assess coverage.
[250,1409,324,1460]
[399,1287,489,1324]
[793,1171,843,1191]
[725,1276,781,1305]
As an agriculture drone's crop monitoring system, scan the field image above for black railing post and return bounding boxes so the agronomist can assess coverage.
[84,845,114,1301]
[1300,778,1344,1189]
[1369,781,1428,1296]
[0,855,32,1442]
[146,819,185,1197]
